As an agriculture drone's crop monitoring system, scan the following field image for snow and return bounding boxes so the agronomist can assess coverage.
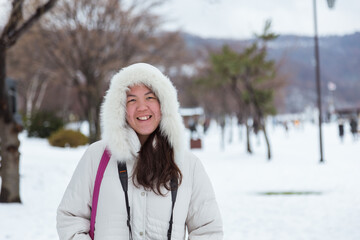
[179,107,204,117]
[1,121,360,239]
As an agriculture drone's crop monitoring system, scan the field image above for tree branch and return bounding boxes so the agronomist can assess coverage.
[4,0,58,48]
[0,0,24,41]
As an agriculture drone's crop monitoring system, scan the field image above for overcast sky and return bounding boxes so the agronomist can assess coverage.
[158,0,360,39]
[1,0,359,40]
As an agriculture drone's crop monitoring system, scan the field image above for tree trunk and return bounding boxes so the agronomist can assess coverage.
[262,123,272,160]
[0,120,21,203]
[0,39,22,203]
[0,42,22,203]
[219,116,225,151]
[83,76,102,144]
[220,125,225,151]
[0,45,6,110]
[245,119,252,154]
[88,106,97,143]
[243,76,272,160]
[95,102,101,140]
[228,116,233,144]
[238,123,243,142]
[88,103,101,143]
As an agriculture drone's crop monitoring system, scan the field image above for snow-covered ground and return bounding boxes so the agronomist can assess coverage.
[0,121,359,240]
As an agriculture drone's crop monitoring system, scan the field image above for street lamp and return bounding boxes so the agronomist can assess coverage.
[313,0,336,163]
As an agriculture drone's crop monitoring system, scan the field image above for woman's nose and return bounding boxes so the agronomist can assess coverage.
[136,100,148,111]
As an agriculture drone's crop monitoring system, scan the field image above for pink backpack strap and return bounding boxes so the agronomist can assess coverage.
[89,148,111,239]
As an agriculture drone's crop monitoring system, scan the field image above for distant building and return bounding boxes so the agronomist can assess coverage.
[179,107,204,149]
[335,107,360,119]
[179,107,204,129]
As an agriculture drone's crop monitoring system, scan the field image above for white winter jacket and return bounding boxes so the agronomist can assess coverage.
[56,63,223,240]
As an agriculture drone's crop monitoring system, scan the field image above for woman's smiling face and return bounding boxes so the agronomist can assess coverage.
[126,84,162,145]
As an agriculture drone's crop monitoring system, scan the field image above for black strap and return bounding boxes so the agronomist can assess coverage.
[118,162,133,240]
[167,178,178,240]
[118,162,178,240]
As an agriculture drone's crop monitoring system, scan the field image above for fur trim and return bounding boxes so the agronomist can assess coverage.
[100,63,185,164]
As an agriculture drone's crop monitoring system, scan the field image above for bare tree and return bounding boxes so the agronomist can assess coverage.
[0,0,58,203]
[7,28,55,119]
[34,0,187,143]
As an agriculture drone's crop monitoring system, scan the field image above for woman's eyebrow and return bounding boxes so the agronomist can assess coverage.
[145,91,154,95]
[127,91,154,97]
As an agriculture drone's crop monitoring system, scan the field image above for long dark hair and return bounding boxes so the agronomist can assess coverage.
[132,127,182,195]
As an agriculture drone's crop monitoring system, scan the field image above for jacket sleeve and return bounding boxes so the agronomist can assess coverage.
[56,144,100,240]
[186,157,223,240]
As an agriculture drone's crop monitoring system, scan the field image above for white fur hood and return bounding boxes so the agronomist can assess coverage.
[100,63,185,163]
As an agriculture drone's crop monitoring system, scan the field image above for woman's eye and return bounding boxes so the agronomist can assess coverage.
[147,96,157,100]
[127,99,135,103]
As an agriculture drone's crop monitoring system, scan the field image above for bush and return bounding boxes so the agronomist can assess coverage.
[27,111,64,138]
[48,129,88,148]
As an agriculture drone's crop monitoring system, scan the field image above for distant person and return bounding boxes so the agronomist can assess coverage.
[338,119,344,142]
[283,121,289,137]
[294,119,300,128]
[56,63,223,239]
[283,121,289,132]
[350,117,358,140]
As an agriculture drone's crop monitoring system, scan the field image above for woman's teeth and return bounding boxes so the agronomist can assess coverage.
[137,116,151,120]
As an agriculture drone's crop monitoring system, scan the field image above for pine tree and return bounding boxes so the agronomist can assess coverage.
[197,20,279,160]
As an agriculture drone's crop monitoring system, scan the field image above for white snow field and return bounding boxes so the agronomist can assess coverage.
[0,121,359,240]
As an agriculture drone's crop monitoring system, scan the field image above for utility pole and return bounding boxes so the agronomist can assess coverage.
[313,0,324,163]
[312,0,336,163]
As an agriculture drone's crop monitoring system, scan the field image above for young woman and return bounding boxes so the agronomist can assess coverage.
[56,63,223,240]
